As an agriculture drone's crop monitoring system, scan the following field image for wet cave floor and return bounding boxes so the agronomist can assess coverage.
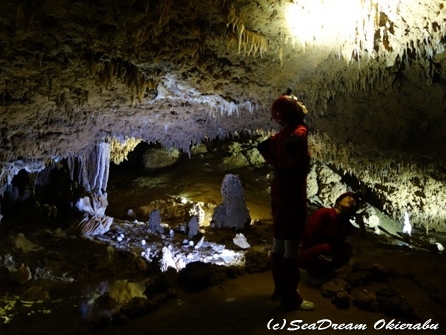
[1,141,446,335]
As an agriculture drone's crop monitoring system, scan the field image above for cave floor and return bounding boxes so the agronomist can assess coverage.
[1,144,446,335]
[1,228,445,335]
[92,236,446,335]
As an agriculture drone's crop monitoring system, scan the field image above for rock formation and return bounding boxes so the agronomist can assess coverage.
[211,174,251,230]
[1,0,446,233]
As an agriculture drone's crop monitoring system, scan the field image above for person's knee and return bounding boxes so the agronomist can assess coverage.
[272,238,285,255]
[284,240,300,258]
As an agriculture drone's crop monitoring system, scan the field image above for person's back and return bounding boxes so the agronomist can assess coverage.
[267,122,310,176]
[257,92,314,310]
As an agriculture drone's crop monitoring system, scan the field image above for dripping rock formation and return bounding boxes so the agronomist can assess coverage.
[1,0,446,232]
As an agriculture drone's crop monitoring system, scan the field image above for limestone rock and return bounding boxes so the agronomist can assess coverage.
[232,233,250,249]
[352,289,379,312]
[13,233,42,253]
[375,286,415,320]
[331,289,351,309]
[10,263,32,285]
[143,147,181,170]
[178,261,225,293]
[211,174,251,231]
[21,286,50,302]
[148,210,164,235]
[321,278,352,299]
[187,216,199,239]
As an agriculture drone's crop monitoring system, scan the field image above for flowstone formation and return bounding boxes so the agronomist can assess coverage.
[1,0,446,243]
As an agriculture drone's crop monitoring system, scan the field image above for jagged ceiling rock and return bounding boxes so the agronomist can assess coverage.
[1,0,445,161]
[2,0,446,231]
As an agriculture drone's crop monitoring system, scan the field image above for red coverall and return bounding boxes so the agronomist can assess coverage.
[258,121,311,309]
[299,207,354,276]
[258,122,310,240]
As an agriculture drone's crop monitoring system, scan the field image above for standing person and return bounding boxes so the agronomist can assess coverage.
[257,91,314,311]
[299,192,360,280]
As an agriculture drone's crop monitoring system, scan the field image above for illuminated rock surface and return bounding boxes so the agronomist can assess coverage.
[1,1,446,333]
[2,0,446,231]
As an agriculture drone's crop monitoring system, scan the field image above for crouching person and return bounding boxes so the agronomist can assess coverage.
[299,192,361,280]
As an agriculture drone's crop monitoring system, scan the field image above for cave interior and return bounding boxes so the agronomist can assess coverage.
[1,0,446,334]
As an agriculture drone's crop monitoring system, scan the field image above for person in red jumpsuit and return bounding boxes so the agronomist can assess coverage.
[257,92,314,310]
[299,192,360,279]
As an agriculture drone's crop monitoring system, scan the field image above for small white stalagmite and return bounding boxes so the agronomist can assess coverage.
[403,211,412,236]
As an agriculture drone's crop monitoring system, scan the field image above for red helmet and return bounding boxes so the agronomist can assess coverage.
[271,95,308,125]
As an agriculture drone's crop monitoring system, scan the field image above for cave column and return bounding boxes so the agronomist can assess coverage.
[67,142,113,235]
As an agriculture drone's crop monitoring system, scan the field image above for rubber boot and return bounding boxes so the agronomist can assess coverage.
[280,257,315,311]
[270,253,284,300]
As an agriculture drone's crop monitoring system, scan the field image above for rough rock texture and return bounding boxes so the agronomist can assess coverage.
[211,173,251,230]
[142,146,181,170]
[2,0,446,231]
[148,209,163,235]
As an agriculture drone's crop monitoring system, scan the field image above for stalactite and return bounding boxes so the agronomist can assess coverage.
[0,160,46,197]
[85,54,161,105]
[108,137,142,165]
[67,143,110,195]
[291,0,446,71]
[226,3,268,59]
[309,131,446,233]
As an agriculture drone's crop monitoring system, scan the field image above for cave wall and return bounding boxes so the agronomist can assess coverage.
[1,0,446,232]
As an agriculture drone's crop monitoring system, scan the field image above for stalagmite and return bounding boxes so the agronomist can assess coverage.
[211,174,251,231]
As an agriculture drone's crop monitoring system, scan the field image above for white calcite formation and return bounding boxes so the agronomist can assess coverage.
[188,202,206,226]
[1,0,446,243]
[74,193,113,235]
[211,174,251,231]
[233,233,251,249]
[67,143,110,195]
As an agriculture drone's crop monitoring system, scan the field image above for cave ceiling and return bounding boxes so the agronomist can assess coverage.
[1,0,446,165]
